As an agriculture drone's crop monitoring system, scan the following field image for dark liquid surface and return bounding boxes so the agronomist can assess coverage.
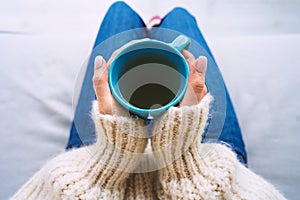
[129,83,176,109]
[116,49,184,110]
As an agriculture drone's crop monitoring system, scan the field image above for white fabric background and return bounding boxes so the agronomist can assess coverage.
[1,0,299,199]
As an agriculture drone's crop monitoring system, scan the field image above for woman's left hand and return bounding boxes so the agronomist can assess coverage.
[179,49,208,107]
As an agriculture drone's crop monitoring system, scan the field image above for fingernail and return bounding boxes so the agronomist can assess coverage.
[95,56,104,70]
[196,56,207,73]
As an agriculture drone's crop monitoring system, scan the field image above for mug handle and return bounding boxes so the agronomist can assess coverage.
[170,35,191,51]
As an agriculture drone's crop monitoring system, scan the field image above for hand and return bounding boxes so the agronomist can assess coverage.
[150,50,211,171]
[92,39,149,116]
[179,49,207,107]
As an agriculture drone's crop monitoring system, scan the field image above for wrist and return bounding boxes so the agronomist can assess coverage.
[151,93,213,169]
[90,101,148,185]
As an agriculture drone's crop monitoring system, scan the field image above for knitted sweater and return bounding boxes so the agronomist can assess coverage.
[11,94,286,200]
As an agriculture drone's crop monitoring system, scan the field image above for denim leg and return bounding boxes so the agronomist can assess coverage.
[157,8,247,165]
[93,1,147,47]
[67,1,147,149]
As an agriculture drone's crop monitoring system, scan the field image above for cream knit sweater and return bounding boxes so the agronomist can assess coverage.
[11,94,286,200]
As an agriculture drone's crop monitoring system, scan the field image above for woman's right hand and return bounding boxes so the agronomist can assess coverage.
[92,55,126,116]
[92,39,149,116]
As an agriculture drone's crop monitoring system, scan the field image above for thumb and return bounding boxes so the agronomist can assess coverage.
[93,56,113,114]
[93,55,107,81]
[194,56,207,75]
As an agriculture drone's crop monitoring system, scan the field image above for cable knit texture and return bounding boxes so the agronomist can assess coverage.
[11,94,286,200]
[11,101,148,200]
[124,143,159,200]
[124,170,158,200]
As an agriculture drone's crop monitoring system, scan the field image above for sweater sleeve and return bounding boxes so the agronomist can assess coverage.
[151,94,286,200]
[11,101,148,200]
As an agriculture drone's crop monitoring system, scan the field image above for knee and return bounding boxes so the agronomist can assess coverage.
[108,1,134,14]
[165,7,196,23]
[110,1,128,8]
[169,7,193,17]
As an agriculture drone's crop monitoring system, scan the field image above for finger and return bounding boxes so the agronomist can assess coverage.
[194,56,207,76]
[93,56,114,114]
[93,56,108,85]
[179,84,199,107]
[93,56,110,99]
[186,58,206,103]
[181,49,195,62]
[186,58,197,75]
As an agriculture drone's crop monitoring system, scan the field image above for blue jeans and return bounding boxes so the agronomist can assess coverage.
[67,1,247,165]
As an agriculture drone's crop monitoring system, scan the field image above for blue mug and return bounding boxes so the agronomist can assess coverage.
[109,35,190,119]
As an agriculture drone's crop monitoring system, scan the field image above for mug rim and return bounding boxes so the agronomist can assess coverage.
[108,39,190,117]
